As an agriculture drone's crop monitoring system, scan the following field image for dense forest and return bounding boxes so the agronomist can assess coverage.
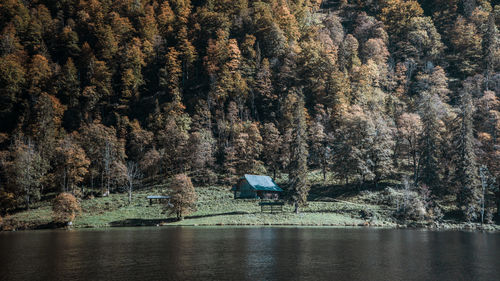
[0,0,500,222]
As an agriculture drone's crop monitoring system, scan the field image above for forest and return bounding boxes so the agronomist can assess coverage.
[0,0,500,224]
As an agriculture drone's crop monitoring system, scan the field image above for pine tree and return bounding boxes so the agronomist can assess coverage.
[418,92,445,193]
[287,90,309,213]
[261,123,283,179]
[485,12,499,88]
[456,87,481,221]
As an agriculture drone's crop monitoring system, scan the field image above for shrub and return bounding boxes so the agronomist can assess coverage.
[52,193,81,225]
[394,191,426,221]
[0,215,17,231]
[0,190,17,213]
[168,174,197,220]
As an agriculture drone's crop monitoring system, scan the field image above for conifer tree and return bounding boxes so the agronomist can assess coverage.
[456,87,481,221]
[287,90,309,213]
[261,123,283,179]
[418,92,445,193]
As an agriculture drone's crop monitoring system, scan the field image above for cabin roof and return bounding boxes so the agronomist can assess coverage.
[231,174,283,192]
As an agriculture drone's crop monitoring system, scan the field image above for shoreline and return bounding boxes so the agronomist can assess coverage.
[3,219,499,233]
[2,186,499,233]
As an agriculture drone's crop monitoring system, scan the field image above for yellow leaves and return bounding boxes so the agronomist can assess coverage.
[28,54,51,94]
[158,1,175,31]
[227,39,242,71]
[272,0,300,41]
[0,52,26,94]
[56,136,90,188]
[169,173,197,219]
[140,5,158,42]
[110,12,135,37]
[52,193,81,223]
[379,0,424,35]
[478,132,492,142]
[170,0,192,25]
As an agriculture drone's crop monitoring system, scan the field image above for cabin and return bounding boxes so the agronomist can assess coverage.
[231,174,283,199]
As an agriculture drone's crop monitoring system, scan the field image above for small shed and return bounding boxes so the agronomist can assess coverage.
[231,174,283,199]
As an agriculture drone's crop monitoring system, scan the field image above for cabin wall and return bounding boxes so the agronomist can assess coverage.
[237,180,258,199]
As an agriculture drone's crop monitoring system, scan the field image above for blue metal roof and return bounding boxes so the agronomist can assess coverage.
[243,174,283,192]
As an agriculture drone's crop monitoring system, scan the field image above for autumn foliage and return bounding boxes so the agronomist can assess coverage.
[168,174,197,221]
[0,0,498,222]
[52,193,81,225]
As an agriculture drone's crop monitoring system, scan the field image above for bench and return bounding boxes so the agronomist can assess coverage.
[259,201,285,213]
[147,195,170,205]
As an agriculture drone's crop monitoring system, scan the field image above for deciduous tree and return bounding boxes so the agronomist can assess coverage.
[168,174,197,220]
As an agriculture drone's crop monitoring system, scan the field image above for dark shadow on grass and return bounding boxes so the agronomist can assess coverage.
[109,211,254,227]
[307,182,396,202]
[301,209,359,215]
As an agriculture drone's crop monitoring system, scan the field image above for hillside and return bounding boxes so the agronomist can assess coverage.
[0,0,500,226]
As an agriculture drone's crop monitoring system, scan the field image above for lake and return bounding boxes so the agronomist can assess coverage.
[0,227,499,281]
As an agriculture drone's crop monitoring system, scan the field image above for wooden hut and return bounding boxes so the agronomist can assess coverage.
[231,174,283,199]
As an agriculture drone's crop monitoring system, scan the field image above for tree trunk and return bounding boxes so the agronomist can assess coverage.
[26,191,30,210]
[294,202,299,213]
[128,183,132,204]
[497,192,500,216]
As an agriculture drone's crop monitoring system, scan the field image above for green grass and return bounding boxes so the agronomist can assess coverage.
[7,176,498,231]
[6,185,397,229]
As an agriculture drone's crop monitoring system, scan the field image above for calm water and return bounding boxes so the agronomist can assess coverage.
[0,227,499,281]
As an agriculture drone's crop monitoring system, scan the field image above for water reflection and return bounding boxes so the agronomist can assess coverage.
[0,228,499,281]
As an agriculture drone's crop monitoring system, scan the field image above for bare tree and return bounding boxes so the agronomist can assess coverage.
[126,161,142,204]
[11,138,47,209]
[103,140,113,196]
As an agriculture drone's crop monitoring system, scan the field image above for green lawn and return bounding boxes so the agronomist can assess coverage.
[7,179,498,231]
[7,185,397,229]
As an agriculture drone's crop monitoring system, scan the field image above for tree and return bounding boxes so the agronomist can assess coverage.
[378,0,424,40]
[186,129,215,185]
[160,47,182,103]
[396,16,444,63]
[120,37,145,102]
[10,138,48,210]
[52,192,81,225]
[286,91,309,213]
[449,16,483,77]
[485,12,500,88]
[255,58,276,120]
[261,123,283,179]
[308,111,330,181]
[414,66,451,103]
[0,53,25,130]
[331,106,374,185]
[168,174,197,220]
[456,87,481,221]
[370,117,396,187]
[79,121,125,194]
[339,34,361,71]
[57,58,80,107]
[397,113,423,182]
[54,136,90,194]
[417,92,447,194]
[126,161,142,204]
[139,148,162,178]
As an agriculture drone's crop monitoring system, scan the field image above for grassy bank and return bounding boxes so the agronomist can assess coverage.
[4,185,398,230]
[3,180,499,231]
